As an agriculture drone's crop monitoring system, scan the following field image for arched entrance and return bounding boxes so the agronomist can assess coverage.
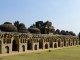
[0,41,1,53]
[39,39,43,49]
[22,45,25,52]
[34,45,37,50]
[5,46,9,53]
[73,40,74,45]
[12,40,19,51]
[64,40,66,46]
[45,44,48,49]
[58,40,60,47]
[54,43,57,48]
[27,40,32,50]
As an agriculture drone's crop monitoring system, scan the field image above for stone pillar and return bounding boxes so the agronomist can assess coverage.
[48,42,50,49]
[18,39,21,52]
[43,39,45,49]
[66,40,69,47]
[1,40,4,54]
[32,40,34,50]
[26,43,27,51]
[74,40,76,45]
[52,42,54,48]
[37,43,39,50]
[9,44,12,53]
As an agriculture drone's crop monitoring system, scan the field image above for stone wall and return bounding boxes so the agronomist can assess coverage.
[0,32,79,54]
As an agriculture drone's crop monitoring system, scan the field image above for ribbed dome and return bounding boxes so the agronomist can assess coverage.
[28,25,41,34]
[50,26,54,29]
[0,22,17,32]
[18,23,29,33]
[4,22,12,24]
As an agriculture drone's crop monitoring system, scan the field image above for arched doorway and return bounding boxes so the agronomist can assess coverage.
[58,40,60,47]
[27,40,32,50]
[0,41,1,53]
[73,40,74,45]
[5,46,9,53]
[45,44,48,49]
[12,40,19,51]
[64,40,66,46]
[39,39,43,49]
[22,45,25,52]
[34,45,37,50]
[54,43,57,48]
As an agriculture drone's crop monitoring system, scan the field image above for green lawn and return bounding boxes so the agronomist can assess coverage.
[0,46,80,60]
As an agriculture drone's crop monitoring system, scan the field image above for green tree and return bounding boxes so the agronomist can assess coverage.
[14,21,20,31]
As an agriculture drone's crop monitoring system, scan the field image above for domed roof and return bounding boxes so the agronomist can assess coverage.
[50,26,54,29]
[0,22,17,32]
[28,25,41,34]
[18,23,29,33]
[4,22,12,24]
[43,21,52,27]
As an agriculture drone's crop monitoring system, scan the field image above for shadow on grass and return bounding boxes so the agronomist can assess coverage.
[0,58,3,60]
[48,50,52,52]
[18,54,26,56]
[36,53,41,54]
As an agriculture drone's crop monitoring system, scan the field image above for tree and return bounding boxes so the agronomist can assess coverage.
[14,21,20,31]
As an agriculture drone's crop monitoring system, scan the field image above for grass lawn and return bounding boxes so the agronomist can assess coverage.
[0,46,80,60]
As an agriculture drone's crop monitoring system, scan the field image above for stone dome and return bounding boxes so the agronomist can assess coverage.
[50,26,54,29]
[18,23,29,33]
[0,22,17,32]
[28,25,41,34]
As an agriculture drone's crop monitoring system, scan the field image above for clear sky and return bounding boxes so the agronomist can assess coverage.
[0,0,80,35]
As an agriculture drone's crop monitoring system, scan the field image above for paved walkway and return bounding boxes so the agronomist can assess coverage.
[0,46,78,57]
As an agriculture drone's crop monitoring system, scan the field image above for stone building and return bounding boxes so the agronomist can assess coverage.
[0,21,79,54]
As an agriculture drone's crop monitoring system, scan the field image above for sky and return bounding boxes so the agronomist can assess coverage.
[0,0,80,35]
